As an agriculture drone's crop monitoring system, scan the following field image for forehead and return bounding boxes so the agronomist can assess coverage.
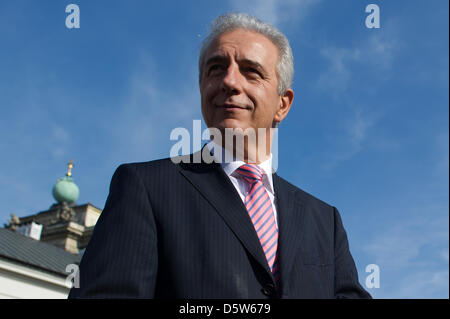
[204,29,279,72]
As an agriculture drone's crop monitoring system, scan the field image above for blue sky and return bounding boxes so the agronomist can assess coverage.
[0,0,448,298]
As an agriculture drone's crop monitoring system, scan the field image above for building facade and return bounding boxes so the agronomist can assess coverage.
[0,161,101,299]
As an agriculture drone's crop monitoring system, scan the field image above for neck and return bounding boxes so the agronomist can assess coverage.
[210,127,274,164]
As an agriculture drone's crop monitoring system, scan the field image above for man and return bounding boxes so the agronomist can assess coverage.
[69,13,371,299]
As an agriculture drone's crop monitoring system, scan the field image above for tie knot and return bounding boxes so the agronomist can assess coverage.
[235,164,264,183]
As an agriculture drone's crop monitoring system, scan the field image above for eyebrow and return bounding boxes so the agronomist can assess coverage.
[204,55,267,75]
[204,55,228,68]
[241,59,266,74]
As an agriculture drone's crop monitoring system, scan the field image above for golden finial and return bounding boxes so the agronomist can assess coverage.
[67,160,74,177]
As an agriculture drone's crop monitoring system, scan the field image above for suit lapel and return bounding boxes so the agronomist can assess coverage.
[179,151,272,276]
[273,173,306,292]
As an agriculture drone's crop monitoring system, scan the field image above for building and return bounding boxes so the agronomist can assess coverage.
[0,161,101,298]
[0,228,81,298]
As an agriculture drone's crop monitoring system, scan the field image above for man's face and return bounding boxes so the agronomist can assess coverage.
[200,29,291,135]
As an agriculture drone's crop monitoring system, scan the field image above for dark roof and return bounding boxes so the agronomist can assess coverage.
[0,228,82,276]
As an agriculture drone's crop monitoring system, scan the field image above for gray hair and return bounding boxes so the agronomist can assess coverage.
[198,12,294,95]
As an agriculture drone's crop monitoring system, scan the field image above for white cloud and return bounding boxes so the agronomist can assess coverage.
[52,125,69,141]
[228,0,321,26]
[364,208,449,298]
[348,110,373,147]
[315,19,399,170]
[366,213,447,267]
[440,249,449,263]
[47,124,71,160]
[108,52,202,164]
[390,270,449,299]
[322,108,380,171]
[317,32,397,96]
[317,46,361,93]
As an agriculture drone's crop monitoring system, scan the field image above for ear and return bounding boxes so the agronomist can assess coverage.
[273,89,294,124]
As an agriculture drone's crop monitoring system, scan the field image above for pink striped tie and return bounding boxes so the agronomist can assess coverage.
[236,164,279,284]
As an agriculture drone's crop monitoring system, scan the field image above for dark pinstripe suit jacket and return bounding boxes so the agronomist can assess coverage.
[68,150,371,299]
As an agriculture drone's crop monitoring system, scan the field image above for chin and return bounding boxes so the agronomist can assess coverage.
[215,118,250,131]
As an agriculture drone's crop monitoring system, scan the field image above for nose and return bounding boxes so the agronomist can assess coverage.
[220,63,243,94]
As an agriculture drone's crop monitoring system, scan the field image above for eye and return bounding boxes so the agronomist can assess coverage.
[244,67,262,78]
[208,64,225,75]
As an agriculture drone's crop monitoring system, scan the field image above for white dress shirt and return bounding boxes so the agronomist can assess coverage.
[206,140,279,229]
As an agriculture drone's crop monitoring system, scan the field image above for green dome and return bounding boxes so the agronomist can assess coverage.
[52,175,79,203]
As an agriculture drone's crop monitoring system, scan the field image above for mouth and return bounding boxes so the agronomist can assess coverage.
[216,103,249,111]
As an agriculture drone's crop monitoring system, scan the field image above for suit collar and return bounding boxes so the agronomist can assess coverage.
[178,149,272,278]
[178,149,307,292]
[205,140,275,195]
[272,174,306,295]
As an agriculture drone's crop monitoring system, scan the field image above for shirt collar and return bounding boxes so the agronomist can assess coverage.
[205,140,275,195]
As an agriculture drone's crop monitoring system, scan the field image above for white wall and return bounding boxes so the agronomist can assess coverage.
[0,258,70,299]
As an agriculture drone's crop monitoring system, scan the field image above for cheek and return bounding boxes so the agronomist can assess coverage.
[201,82,218,103]
[253,88,280,115]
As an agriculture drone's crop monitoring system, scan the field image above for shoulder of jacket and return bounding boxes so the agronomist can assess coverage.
[274,174,335,212]
[118,157,181,172]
